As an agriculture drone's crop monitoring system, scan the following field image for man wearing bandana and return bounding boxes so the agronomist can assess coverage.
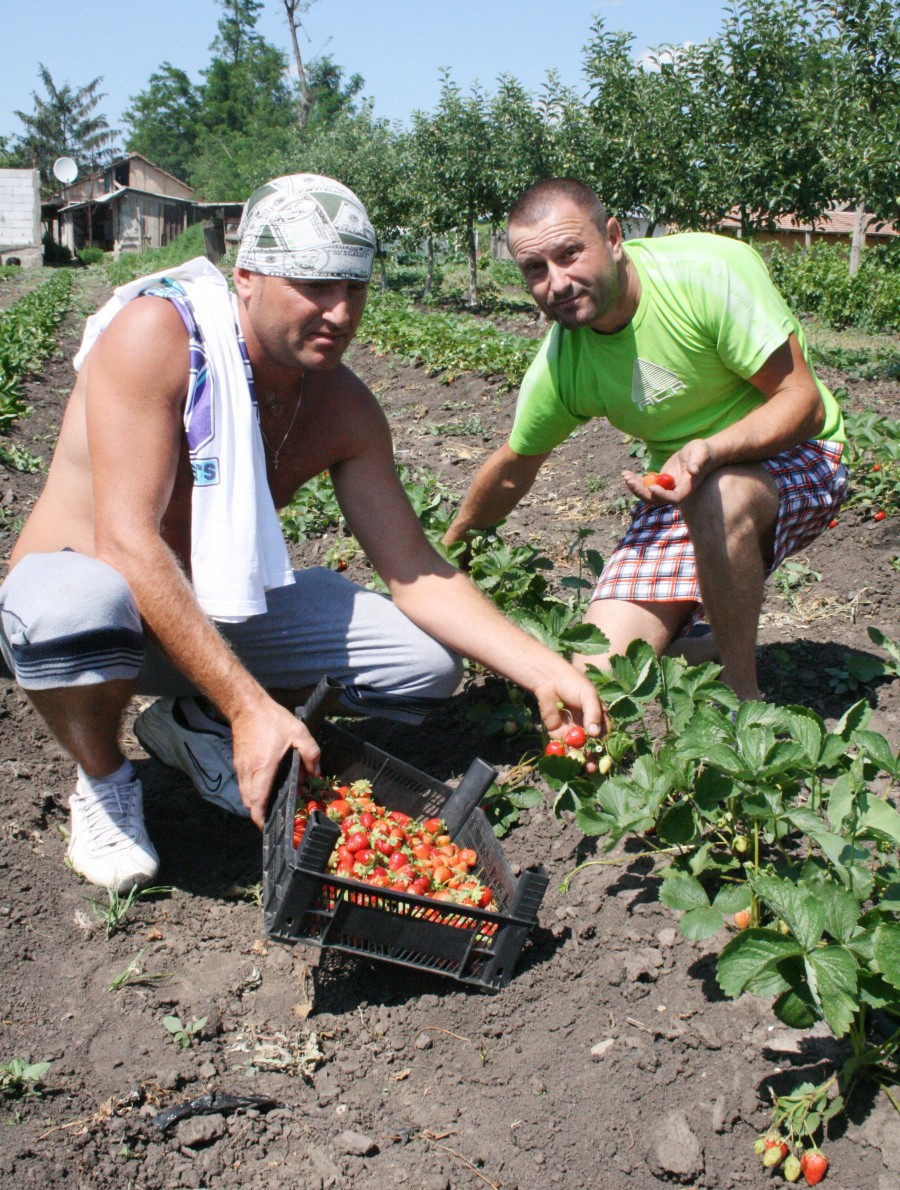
[0,174,606,891]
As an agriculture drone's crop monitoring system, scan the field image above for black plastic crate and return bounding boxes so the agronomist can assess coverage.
[263,678,549,990]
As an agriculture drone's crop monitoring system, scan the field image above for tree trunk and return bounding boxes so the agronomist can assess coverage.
[849,199,866,277]
[283,0,314,129]
[466,220,478,308]
[645,219,657,239]
[423,236,434,300]
[378,243,387,293]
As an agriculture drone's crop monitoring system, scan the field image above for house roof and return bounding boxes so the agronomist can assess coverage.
[719,206,898,238]
[58,185,199,213]
[51,152,195,202]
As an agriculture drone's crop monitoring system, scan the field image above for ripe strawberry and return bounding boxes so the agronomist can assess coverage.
[643,471,660,487]
[733,909,751,929]
[800,1150,828,1185]
[828,518,838,528]
[545,740,567,757]
[873,509,886,522]
[656,472,676,490]
[564,724,587,748]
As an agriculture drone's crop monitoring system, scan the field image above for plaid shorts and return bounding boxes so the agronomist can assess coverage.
[591,440,848,611]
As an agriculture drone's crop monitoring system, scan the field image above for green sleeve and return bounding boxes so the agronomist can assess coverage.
[693,238,795,379]
[508,324,587,456]
[694,238,844,442]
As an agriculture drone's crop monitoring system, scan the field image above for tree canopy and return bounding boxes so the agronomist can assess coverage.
[12,64,118,195]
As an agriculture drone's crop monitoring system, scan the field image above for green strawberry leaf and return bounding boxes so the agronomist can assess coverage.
[823,889,864,944]
[858,792,900,847]
[773,983,819,1029]
[873,923,900,990]
[833,699,871,740]
[859,970,900,1009]
[573,804,613,837]
[716,929,802,999]
[713,883,752,914]
[659,871,709,912]
[804,946,858,1038]
[656,801,697,846]
[781,706,826,765]
[751,873,825,951]
[851,729,899,778]
[679,905,725,941]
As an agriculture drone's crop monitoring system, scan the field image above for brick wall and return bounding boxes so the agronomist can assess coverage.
[0,169,41,263]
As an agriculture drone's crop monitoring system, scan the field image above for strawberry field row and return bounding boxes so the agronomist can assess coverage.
[358,292,539,391]
[0,271,74,429]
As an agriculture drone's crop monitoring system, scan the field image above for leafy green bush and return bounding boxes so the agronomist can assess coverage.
[766,241,900,333]
[77,246,104,266]
[41,232,72,266]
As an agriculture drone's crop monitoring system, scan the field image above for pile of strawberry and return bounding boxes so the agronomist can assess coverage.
[292,777,498,912]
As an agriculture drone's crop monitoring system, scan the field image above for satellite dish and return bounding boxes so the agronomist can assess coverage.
[52,157,78,185]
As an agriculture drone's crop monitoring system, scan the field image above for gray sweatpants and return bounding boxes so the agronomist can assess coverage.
[0,552,463,722]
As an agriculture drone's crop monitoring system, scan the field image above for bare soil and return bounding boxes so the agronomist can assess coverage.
[0,268,898,1189]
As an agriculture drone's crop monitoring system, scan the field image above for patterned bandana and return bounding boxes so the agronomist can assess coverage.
[235,174,376,282]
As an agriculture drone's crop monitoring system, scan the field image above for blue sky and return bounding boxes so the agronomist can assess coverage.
[3,0,730,144]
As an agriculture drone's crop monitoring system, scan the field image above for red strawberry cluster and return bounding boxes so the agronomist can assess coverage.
[545,725,612,774]
[293,777,497,912]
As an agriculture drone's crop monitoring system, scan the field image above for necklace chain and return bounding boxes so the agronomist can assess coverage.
[259,371,305,470]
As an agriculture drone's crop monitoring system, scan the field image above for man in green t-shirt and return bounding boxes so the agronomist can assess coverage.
[443,178,848,702]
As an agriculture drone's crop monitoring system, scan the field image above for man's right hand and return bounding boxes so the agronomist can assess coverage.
[230,698,321,828]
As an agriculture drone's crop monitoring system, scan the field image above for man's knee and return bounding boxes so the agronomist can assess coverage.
[683,466,778,543]
[0,553,144,690]
[425,642,464,700]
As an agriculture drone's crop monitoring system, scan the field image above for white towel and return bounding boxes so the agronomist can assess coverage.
[74,257,294,622]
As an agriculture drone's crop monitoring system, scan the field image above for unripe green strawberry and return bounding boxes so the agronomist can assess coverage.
[783,1153,802,1182]
[754,1136,769,1155]
[733,833,751,854]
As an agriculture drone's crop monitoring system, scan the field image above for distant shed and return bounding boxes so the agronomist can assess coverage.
[46,153,200,257]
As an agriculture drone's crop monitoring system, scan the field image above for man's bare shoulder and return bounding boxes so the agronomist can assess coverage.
[83,295,190,395]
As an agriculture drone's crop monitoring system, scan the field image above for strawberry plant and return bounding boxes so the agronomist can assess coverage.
[546,630,900,1171]
[842,409,900,518]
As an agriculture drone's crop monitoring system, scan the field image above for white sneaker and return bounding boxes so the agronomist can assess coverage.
[134,697,249,817]
[68,771,160,891]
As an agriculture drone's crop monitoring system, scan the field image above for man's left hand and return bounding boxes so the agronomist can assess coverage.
[623,438,716,505]
[533,673,610,742]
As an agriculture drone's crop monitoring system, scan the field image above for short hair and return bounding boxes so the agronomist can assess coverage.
[507,178,608,242]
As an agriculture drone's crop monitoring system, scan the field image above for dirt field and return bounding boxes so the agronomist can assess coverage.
[0,267,897,1189]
